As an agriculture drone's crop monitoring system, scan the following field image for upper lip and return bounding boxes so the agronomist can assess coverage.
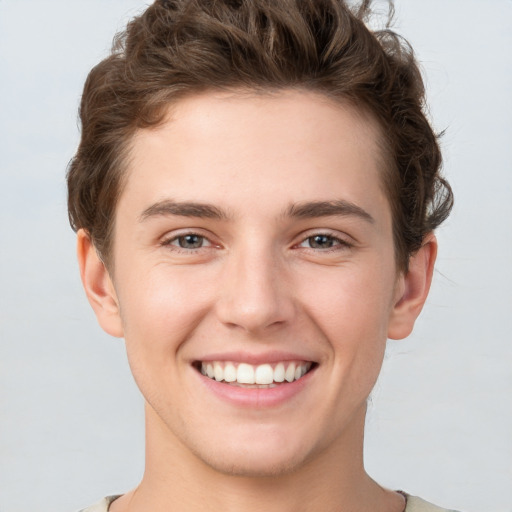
[193,351,317,365]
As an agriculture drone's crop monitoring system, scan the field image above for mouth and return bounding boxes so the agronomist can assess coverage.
[193,360,316,388]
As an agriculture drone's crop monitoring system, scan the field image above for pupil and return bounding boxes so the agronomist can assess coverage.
[179,235,202,248]
[310,235,333,248]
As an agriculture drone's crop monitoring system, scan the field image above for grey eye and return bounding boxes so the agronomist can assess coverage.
[307,234,336,249]
[177,234,205,249]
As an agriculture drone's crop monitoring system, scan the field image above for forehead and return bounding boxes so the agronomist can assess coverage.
[120,89,390,224]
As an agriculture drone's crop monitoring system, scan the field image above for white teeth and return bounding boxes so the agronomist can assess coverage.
[224,363,237,382]
[214,362,223,381]
[237,363,255,384]
[254,364,273,385]
[274,362,285,383]
[285,363,296,383]
[200,360,312,385]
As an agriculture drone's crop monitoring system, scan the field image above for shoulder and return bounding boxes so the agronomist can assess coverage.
[77,495,121,512]
[77,493,461,512]
[405,494,461,512]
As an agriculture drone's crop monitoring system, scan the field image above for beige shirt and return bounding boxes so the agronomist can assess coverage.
[78,493,460,511]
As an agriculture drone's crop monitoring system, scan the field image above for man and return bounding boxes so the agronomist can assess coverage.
[68,1,455,510]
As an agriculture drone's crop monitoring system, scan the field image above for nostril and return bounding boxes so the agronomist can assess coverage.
[213,265,295,333]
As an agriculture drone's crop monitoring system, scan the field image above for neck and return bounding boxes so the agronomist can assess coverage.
[111,402,404,512]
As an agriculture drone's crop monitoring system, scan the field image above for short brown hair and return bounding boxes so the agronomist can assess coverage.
[67,0,453,271]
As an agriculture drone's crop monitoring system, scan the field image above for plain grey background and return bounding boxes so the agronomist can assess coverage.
[1,1,511,511]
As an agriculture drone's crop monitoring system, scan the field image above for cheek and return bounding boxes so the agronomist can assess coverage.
[114,265,217,409]
[300,261,395,335]
[297,263,395,384]
[116,264,215,356]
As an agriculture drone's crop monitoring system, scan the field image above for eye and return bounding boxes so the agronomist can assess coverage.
[299,234,351,250]
[163,233,212,250]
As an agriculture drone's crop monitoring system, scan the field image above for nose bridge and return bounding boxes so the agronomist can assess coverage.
[216,237,293,333]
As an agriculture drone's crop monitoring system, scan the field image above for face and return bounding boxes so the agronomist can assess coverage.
[87,90,420,476]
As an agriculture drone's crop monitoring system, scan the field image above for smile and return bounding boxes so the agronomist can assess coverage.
[198,361,314,387]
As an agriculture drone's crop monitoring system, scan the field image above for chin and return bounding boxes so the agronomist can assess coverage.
[183,422,324,479]
[197,444,311,478]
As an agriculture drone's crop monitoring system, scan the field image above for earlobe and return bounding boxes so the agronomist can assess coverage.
[388,234,438,340]
[76,229,124,338]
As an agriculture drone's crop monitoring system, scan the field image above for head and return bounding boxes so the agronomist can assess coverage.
[67,0,453,479]
[67,0,452,273]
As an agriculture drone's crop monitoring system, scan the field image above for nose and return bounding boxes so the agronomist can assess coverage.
[215,244,295,334]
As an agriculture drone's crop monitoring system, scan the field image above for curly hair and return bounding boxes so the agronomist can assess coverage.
[67,0,453,271]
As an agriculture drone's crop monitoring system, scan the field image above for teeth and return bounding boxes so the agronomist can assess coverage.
[199,361,312,385]
[285,363,296,383]
[214,362,223,381]
[237,363,255,384]
[224,363,237,382]
[254,364,273,385]
[274,363,285,382]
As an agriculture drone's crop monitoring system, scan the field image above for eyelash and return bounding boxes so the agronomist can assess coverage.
[160,231,352,253]
[160,232,213,252]
[297,233,353,252]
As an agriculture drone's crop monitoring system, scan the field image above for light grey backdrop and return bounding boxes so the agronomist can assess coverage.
[1,1,511,511]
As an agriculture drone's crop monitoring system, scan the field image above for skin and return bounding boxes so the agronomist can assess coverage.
[78,90,436,512]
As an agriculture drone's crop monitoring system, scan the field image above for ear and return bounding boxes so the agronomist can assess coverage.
[77,229,124,338]
[388,234,437,340]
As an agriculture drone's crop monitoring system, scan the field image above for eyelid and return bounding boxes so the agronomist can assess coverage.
[158,228,354,251]
[169,235,212,248]
[160,229,220,249]
[294,230,354,250]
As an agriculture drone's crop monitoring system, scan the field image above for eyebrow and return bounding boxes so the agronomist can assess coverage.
[285,200,375,224]
[139,198,374,224]
[139,200,229,222]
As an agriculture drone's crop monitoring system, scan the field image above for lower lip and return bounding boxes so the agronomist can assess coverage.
[196,366,317,408]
